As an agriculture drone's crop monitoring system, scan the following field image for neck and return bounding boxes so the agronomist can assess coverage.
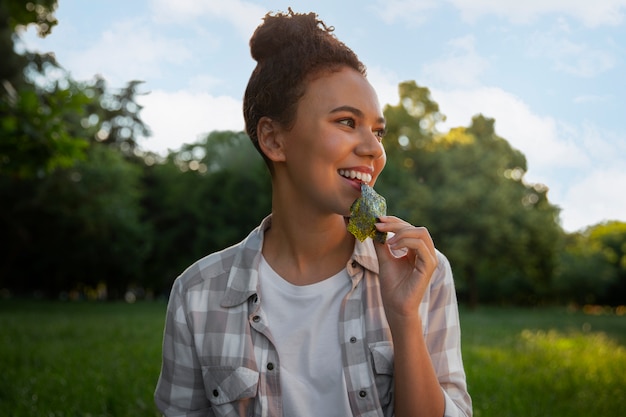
[263,208,354,286]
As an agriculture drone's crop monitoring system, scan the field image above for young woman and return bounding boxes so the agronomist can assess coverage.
[155,9,472,417]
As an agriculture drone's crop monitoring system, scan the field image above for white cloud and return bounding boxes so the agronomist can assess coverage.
[432,87,588,178]
[150,0,267,38]
[373,0,440,25]
[429,86,626,232]
[137,90,244,155]
[577,123,626,168]
[366,66,402,107]
[573,94,611,104]
[449,0,626,27]
[422,35,488,87]
[527,31,616,77]
[375,0,626,27]
[560,168,626,231]
[62,19,193,86]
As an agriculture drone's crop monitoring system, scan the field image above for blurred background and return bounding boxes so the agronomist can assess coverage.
[1,1,625,416]
[2,0,625,306]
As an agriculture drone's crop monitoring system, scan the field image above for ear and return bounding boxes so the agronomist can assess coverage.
[257,116,286,162]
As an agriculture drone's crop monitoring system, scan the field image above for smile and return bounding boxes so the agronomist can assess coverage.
[338,169,372,184]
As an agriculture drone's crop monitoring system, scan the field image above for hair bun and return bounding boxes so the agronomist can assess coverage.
[249,9,330,62]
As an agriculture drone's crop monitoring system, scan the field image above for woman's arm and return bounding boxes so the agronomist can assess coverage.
[374,217,472,417]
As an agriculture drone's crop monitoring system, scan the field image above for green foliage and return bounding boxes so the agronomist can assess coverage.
[1,52,93,178]
[556,221,626,305]
[0,0,58,88]
[378,81,562,307]
[1,0,57,35]
[81,77,151,152]
[0,0,83,178]
[0,3,620,305]
[140,131,271,292]
[1,145,150,296]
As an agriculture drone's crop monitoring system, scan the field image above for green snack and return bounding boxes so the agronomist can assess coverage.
[347,183,387,243]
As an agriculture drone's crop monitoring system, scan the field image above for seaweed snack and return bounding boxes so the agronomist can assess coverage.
[347,183,387,243]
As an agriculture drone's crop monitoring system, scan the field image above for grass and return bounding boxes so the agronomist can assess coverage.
[0,300,164,417]
[1,300,624,416]
[460,307,626,417]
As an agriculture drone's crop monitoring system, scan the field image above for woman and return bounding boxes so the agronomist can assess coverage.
[155,9,472,417]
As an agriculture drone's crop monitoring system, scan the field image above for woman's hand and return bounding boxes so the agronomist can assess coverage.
[373,216,439,321]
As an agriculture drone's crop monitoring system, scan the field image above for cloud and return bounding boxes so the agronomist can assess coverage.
[573,94,611,104]
[560,168,626,231]
[421,35,489,87]
[376,0,626,27]
[432,87,588,177]
[527,31,617,77]
[137,89,244,155]
[150,0,267,38]
[577,123,626,168]
[61,19,193,87]
[373,0,440,25]
[366,66,402,107]
[429,86,626,232]
[451,0,626,26]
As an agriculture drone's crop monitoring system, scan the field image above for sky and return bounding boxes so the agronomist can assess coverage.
[18,0,626,233]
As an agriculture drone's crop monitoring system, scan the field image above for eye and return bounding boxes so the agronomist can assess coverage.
[374,127,386,142]
[338,118,356,128]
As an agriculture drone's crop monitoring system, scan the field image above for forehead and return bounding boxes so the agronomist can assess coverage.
[299,67,382,117]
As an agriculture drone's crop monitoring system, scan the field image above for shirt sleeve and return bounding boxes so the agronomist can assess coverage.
[154,278,213,417]
[421,251,473,417]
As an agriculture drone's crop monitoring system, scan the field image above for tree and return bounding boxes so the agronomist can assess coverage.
[1,145,149,297]
[140,131,272,294]
[1,0,58,87]
[1,0,155,297]
[556,221,626,306]
[378,81,562,307]
[0,0,91,178]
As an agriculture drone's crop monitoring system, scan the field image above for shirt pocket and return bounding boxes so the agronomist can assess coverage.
[369,341,394,409]
[202,365,259,406]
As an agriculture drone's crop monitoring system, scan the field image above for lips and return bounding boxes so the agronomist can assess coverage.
[338,169,372,184]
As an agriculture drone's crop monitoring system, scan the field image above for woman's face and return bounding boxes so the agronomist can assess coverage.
[277,66,387,217]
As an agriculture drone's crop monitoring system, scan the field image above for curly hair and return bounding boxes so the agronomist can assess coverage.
[243,8,366,167]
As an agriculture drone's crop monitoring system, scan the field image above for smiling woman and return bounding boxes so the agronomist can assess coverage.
[154,8,472,417]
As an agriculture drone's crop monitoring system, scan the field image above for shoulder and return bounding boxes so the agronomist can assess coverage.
[170,222,265,299]
[173,243,242,293]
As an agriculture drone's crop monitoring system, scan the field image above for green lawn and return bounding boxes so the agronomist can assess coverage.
[461,307,626,417]
[1,300,624,416]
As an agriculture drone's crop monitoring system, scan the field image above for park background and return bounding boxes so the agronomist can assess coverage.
[1,1,625,416]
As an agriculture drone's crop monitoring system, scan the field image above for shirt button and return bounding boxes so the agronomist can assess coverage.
[267,362,274,371]
[212,389,219,397]
[359,390,367,398]
[252,315,261,322]
[350,337,357,343]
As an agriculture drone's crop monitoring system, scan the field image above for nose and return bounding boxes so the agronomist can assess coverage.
[356,128,385,160]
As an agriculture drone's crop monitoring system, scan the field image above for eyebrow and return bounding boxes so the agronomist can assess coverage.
[330,105,386,125]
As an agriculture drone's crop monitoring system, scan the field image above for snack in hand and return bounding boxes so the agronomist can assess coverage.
[347,183,387,243]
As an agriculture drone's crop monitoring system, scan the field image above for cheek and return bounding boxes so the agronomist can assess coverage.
[375,151,387,175]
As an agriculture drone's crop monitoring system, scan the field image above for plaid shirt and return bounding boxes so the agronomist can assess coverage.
[155,216,472,417]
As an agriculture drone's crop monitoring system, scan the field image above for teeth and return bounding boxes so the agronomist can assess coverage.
[339,169,372,184]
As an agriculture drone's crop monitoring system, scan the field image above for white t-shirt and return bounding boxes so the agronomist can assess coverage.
[259,256,353,417]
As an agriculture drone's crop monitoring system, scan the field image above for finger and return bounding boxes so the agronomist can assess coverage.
[376,217,433,242]
[384,226,435,252]
[386,230,437,267]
